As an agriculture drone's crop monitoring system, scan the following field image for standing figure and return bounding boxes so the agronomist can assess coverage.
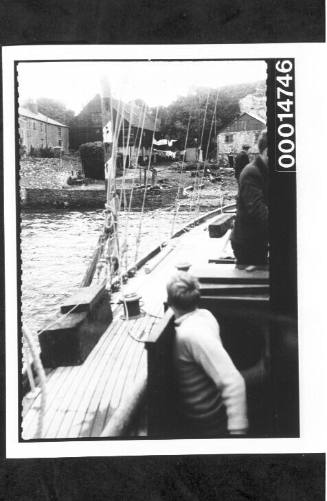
[227,148,234,168]
[167,272,248,438]
[231,131,268,267]
[234,144,250,182]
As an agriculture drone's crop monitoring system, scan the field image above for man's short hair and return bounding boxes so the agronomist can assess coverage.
[242,144,250,150]
[258,130,268,154]
[167,272,201,312]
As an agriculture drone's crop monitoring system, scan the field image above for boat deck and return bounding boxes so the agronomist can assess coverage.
[22,211,268,440]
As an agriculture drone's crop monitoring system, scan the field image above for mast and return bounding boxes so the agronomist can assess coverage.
[98,78,120,289]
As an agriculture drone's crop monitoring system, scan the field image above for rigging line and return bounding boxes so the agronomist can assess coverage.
[23,324,47,439]
[134,105,159,253]
[194,88,220,220]
[120,101,148,272]
[170,114,192,237]
[21,285,96,353]
[115,106,136,285]
[114,98,133,276]
[116,98,129,211]
[102,95,126,289]
[121,102,149,272]
[31,301,87,338]
[126,101,147,214]
[199,89,210,151]
[119,100,147,241]
[189,89,211,215]
[111,99,147,283]
[119,101,135,231]
[104,90,116,206]
[134,105,160,264]
[118,103,135,274]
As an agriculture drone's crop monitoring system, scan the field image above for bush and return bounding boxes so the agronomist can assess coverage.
[79,141,104,180]
[29,146,55,158]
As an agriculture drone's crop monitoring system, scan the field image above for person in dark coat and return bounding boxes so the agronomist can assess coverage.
[234,144,250,181]
[231,131,268,266]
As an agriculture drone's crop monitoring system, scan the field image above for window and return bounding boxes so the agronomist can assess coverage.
[58,139,62,147]
[33,121,36,130]
[225,134,234,143]
[58,127,62,138]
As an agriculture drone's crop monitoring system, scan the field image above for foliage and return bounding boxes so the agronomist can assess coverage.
[158,81,265,158]
[79,141,104,179]
[29,146,55,158]
[24,98,75,126]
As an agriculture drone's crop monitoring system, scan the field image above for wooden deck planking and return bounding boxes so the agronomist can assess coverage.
[22,366,76,439]
[87,333,141,437]
[23,317,122,439]
[42,320,124,439]
[76,322,141,437]
[87,309,162,437]
[22,366,67,419]
[52,319,132,439]
[108,339,145,410]
[23,216,245,439]
[96,310,162,434]
[67,314,153,438]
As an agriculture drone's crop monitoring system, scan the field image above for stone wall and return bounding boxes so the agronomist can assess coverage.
[217,130,261,156]
[23,188,106,209]
[22,186,180,210]
[118,186,179,210]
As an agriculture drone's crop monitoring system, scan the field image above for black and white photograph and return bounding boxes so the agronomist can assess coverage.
[0,1,326,496]
[10,56,299,442]
[1,44,325,463]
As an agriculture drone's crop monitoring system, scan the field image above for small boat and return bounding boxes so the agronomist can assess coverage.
[21,83,298,441]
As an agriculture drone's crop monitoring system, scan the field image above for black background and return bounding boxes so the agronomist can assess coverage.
[0,0,325,499]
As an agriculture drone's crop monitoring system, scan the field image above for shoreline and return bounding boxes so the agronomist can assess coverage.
[20,155,238,210]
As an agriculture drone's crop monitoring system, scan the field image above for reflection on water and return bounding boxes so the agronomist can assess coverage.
[21,209,193,332]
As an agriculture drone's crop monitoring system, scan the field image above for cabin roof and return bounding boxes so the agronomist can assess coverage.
[19,107,69,128]
[219,112,266,134]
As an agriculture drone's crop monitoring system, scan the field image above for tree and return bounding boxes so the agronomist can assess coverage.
[158,80,265,158]
[24,97,75,126]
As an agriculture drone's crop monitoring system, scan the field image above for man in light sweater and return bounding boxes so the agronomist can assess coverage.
[167,272,248,437]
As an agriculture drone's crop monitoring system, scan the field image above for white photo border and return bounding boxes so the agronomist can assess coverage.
[3,44,326,458]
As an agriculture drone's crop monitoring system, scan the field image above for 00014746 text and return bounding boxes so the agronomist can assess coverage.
[275,59,296,171]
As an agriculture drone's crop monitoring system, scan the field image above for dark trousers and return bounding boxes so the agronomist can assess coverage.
[231,240,268,266]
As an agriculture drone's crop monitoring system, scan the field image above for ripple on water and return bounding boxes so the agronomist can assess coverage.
[21,209,193,332]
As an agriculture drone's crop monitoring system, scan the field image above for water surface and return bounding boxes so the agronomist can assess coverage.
[21,208,194,332]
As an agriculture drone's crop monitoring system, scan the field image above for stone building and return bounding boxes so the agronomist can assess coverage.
[19,107,69,154]
[217,112,266,160]
[70,94,159,165]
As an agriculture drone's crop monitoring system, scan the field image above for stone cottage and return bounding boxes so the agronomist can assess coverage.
[217,112,266,160]
[19,107,69,154]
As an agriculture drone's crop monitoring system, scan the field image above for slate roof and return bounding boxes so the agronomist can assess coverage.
[19,107,69,128]
[219,111,266,133]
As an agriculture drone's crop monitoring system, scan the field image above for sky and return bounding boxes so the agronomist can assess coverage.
[18,60,266,113]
